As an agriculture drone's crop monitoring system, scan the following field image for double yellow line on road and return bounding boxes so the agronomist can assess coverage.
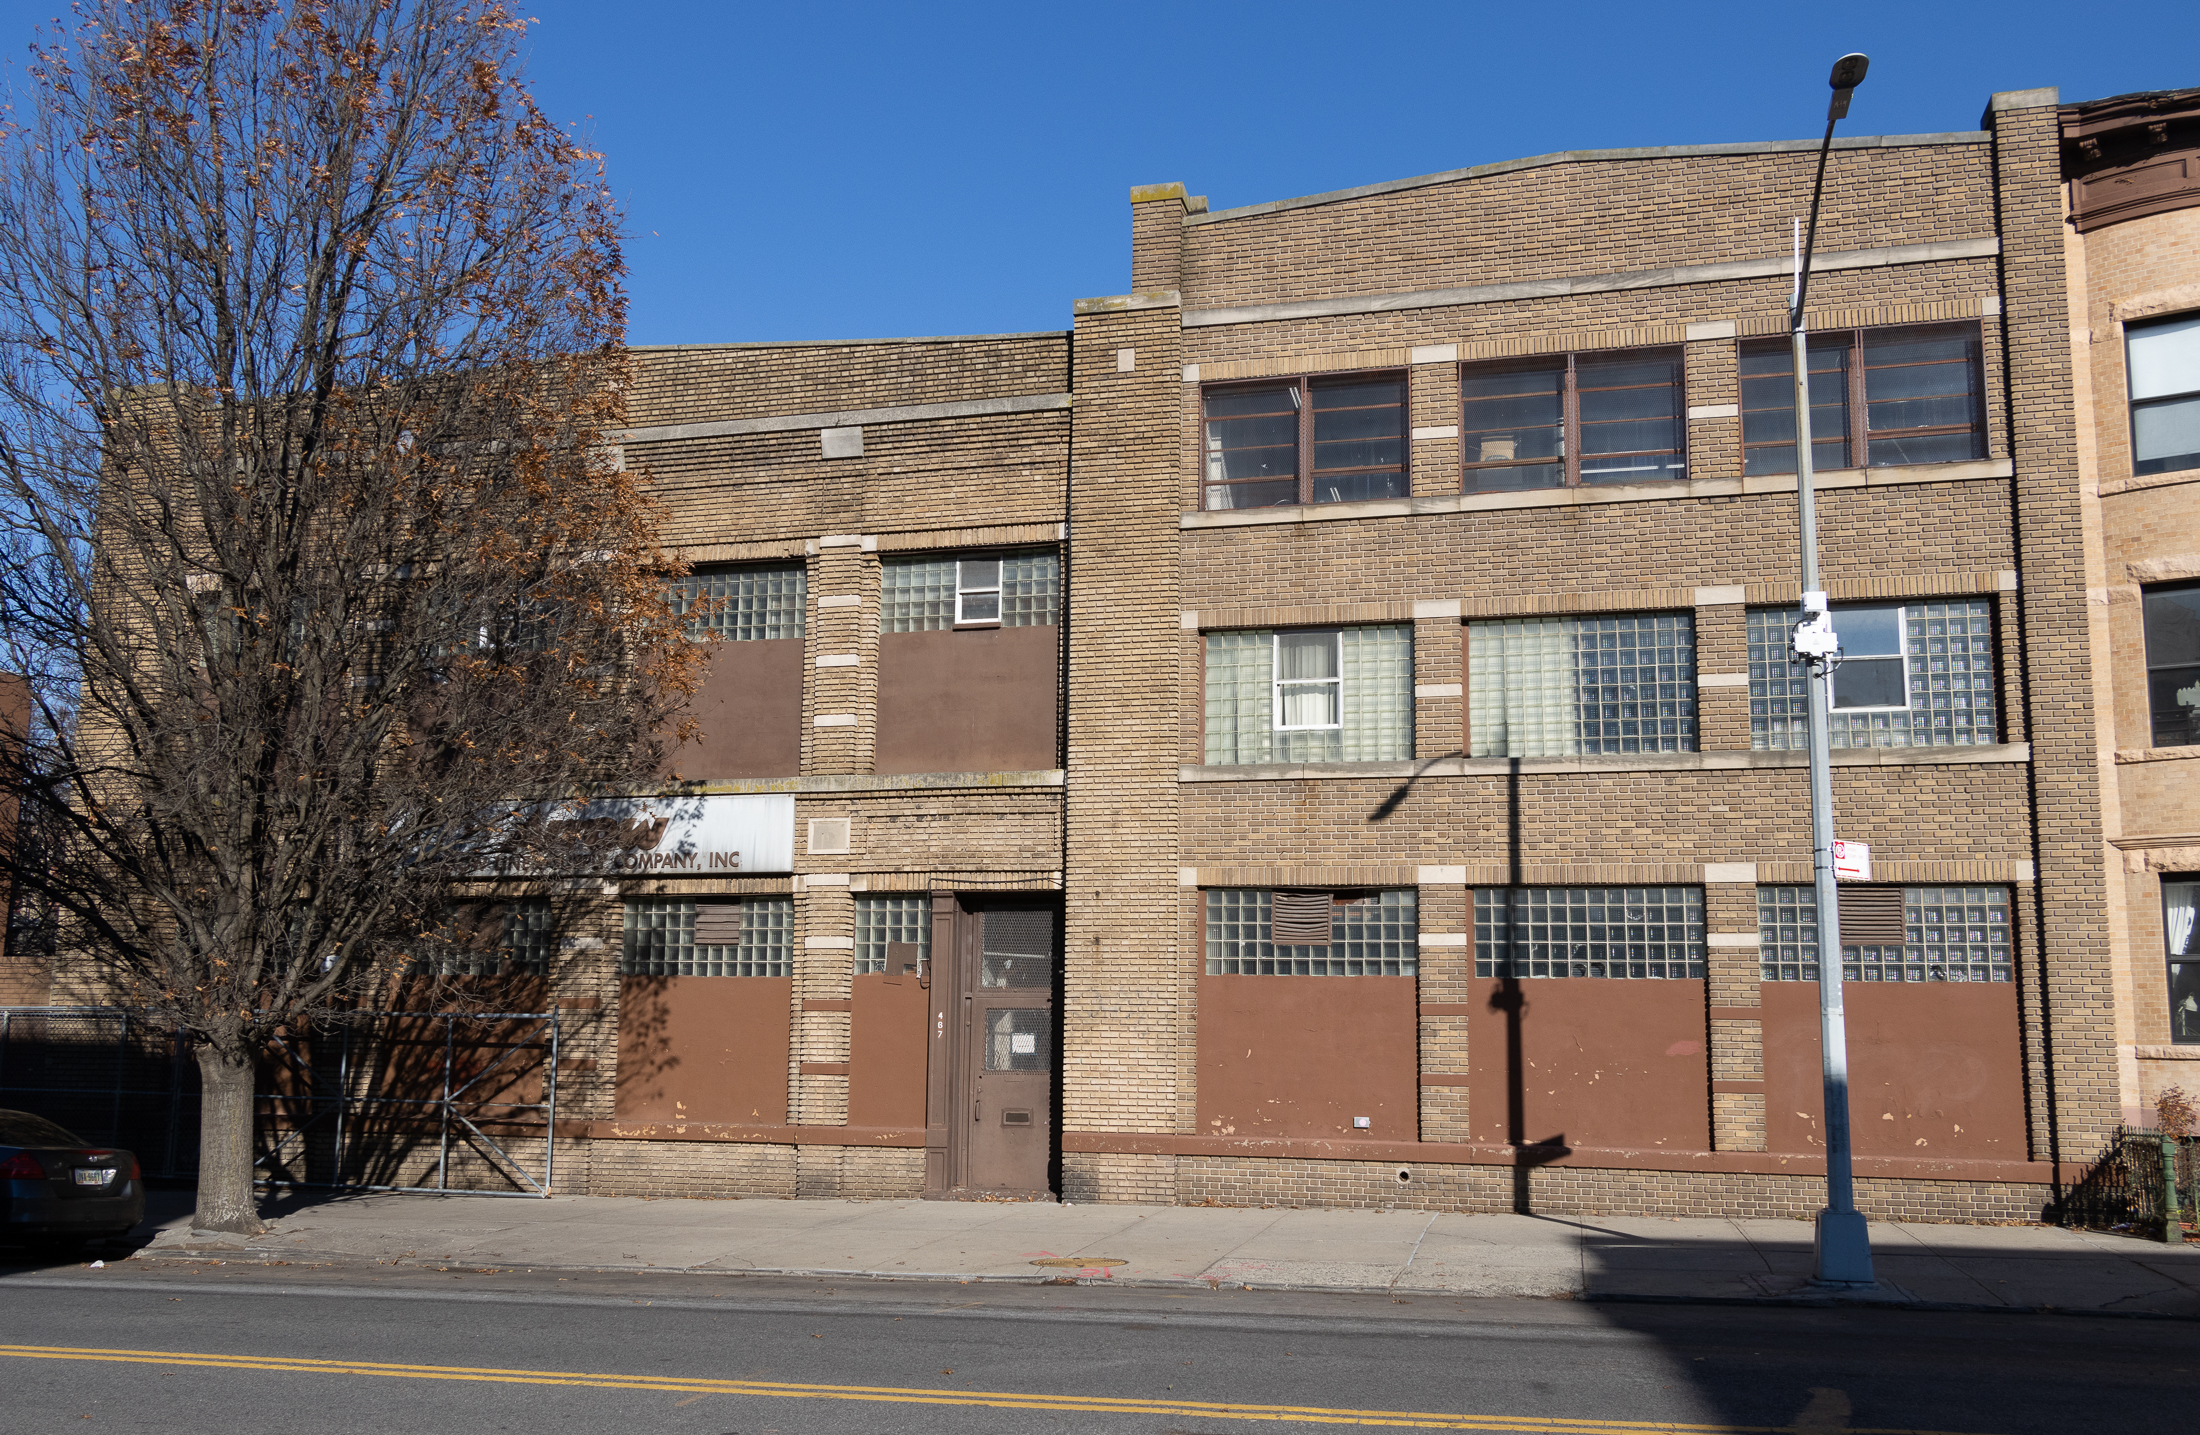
[0,1343,1982,1434]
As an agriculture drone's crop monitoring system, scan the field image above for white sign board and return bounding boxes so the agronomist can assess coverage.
[591,793,795,875]
[475,793,796,877]
[1832,840,1871,882]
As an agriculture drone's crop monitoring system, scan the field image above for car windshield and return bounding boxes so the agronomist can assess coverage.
[0,1109,88,1147]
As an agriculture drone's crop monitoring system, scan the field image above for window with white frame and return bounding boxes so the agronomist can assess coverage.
[2164,879,2200,1045]
[882,552,1058,631]
[1474,887,1704,978]
[622,898,792,977]
[2128,312,2200,477]
[1467,613,1696,757]
[1758,885,2012,982]
[1205,889,1417,975]
[668,565,805,642]
[1203,625,1412,764]
[1747,599,1996,749]
[855,894,930,975]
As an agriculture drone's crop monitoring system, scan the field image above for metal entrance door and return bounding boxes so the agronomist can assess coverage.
[925,899,1059,1198]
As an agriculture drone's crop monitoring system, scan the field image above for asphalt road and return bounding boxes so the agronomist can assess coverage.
[0,1258,2192,1434]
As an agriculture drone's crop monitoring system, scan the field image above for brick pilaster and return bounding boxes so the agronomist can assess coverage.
[1063,295,1185,1194]
[1988,89,2122,1163]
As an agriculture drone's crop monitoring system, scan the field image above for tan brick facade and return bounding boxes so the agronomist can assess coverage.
[2061,86,2200,1125]
[143,85,2193,1223]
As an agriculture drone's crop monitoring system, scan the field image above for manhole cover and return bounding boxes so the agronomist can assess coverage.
[1029,1257,1128,1268]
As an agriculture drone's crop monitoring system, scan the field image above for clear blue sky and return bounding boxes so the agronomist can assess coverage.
[6,1,2196,345]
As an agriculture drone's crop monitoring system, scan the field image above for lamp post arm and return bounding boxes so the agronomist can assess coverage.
[1791,114,1840,330]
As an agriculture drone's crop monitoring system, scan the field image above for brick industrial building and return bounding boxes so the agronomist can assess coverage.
[10,82,2199,1220]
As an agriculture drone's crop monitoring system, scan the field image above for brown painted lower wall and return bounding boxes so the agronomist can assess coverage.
[1762,981,2028,1160]
[669,637,803,780]
[1194,975,1417,1142]
[614,975,791,1125]
[875,624,1059,775]
[849,971,929,1128]
[1465,978,1711,1151]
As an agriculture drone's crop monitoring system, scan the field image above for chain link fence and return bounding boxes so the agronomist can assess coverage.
[0,1005,556,1196]
[0,1007,198,1177]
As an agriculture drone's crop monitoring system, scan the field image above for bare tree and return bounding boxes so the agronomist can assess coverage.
[0,0,696,1232]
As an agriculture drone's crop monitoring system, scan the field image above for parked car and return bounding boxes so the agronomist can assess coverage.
[0,1109,144,1246]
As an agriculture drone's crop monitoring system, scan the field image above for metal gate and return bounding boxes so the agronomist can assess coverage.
[255,1011,559,1198]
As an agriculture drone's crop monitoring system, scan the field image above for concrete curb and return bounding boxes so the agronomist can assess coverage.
[116,1242,2200,1319]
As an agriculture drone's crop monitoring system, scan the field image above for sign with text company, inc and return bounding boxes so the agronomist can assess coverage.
[584,793,795,874]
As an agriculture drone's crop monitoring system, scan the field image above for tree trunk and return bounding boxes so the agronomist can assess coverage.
[193,1043,266,1235]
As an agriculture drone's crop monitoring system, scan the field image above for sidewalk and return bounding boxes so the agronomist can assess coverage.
[127,1191,2200,1316]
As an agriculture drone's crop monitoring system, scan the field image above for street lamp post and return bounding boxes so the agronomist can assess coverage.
[1788,51,1876,1288]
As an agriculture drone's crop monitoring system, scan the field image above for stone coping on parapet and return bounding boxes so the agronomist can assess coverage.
[1186,132,1991,227]
[1182,457,2015,530]
[613,390,1071,445]
[1180,239,2000,328]
[1180,744,2031,783]
[628,331,1068,352]
[651,769,1065,796]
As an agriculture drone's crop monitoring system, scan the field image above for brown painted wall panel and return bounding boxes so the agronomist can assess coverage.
[615,976,791,1126]
[849,971,929,1128]
[875,625,1058,775]
[1195,975,1417,1141]
[1466,979,1711,1151]
[1762,982,2027,1161]
[667,639,803,781]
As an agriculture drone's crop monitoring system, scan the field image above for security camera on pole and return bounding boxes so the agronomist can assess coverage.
[1789,52,1876,1289]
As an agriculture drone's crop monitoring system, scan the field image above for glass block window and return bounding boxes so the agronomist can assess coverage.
[855,895,930,976]
[621,897,792,977]
[1757,886,2012,982]
[431,898,552,976]
[1203,626,1413,764]
[1467,613,1696,757]
[1204,889,1417,976]
[503,898,556,975]
[1748,600,1996,750]
[883,552,1057,631]
[1474,887,1705,978]
[1000,553,1059,626]
[668,565,805,641]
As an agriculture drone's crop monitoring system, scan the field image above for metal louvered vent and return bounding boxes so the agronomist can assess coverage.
[1271,889,1335,946]
[692,903,747,945]
[1837,886,1908,945]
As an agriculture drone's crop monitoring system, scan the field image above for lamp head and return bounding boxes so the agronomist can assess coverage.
[1827,53,1870,120]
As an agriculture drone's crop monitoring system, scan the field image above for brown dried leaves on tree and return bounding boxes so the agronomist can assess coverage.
[0,1,702,1230]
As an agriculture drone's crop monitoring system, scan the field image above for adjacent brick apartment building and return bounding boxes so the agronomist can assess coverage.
[12,83,2194,1221]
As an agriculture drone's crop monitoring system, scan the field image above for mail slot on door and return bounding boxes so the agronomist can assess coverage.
[1002,1109,1033,1126]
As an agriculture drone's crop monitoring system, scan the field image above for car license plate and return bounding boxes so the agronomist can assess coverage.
[72,1168,114,1186]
